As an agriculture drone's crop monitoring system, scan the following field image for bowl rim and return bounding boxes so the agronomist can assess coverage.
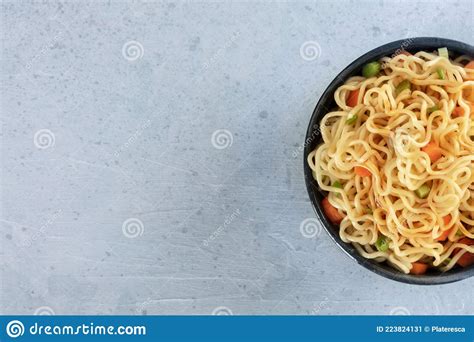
[303,37,474,285]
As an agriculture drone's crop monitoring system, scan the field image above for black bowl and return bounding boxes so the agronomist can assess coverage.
[304,37,474,285]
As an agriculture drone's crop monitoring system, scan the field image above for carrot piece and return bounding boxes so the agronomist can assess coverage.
[410,262,428,275]
[452,104,474,117]
[455,238,474,267]
[399,50,412,56]
[436,215,452,241]
[321,197,344,225]
[465,61,474,80]
[452,106,464,117]
[421,141,443,163]
[347,89,360,107]
[457,253,474,267]
[354,166,372,177]
[458,253,474,267]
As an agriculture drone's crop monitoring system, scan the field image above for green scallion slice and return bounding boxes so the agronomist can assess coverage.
[436,68,445,80]
[415,184,431,199]
[346,113,358,125]
[438,47,449,59]
[395,80,411,96]
[375,235,389,252]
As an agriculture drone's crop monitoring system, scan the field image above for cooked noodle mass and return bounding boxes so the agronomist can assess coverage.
[307,48,474,274]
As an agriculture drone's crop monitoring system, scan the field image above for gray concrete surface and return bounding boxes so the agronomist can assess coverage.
[1,0,473,315]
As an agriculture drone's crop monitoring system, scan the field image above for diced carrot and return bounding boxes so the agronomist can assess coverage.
[410,262,428,275]
[454,238,474,267]
[465,61,474,80]
[458,253,474,267]
[354,166,372,177]
[399,50,412,56]
[443,215,451,225]
[421,141,443,163]
[452,106,464,117]
[321,197,344,225]
[347,89,360,107]
[452,104,474,117]
[436,215,452,241]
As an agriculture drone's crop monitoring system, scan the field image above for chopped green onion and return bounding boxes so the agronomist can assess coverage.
[395,80,411,96]
[456,230,463,237]
[332,181,343,189]
[427,105,439,114]
[367,208,373,215]
[346,113,358,125]
[375,235,389,252]
[441,257,452,266]
[436,68,445,80]
[362,61,381,78]
[438,47,449,59]
[415,184,431,199]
